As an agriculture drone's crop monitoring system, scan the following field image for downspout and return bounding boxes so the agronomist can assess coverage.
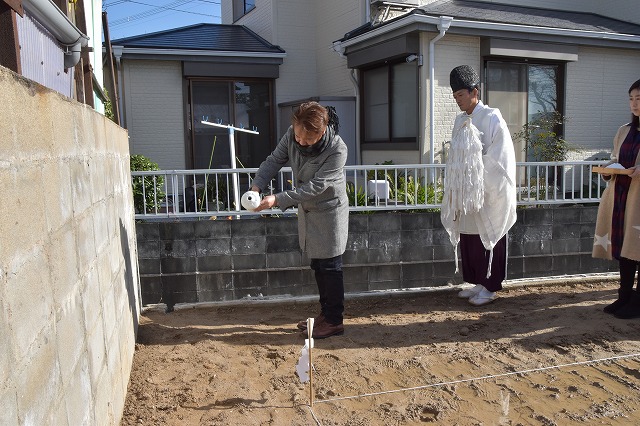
[333,40,362,165]
[363,0,370,25]
[22,0,90,68]
[112,45,125,127]
[428,16,452,164]
[349,69,361,165]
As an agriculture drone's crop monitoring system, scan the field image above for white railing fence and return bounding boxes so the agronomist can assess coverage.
[131,161,609,219]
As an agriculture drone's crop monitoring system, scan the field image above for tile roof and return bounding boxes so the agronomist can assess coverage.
[416,0,640,35]
[110,23,285,53]
[342,0,640,40]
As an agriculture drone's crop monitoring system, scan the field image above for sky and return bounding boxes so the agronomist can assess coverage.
[103,0,222,41]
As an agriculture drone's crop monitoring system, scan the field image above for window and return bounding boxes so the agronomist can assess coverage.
[361,61,418,149]
[233,0,256,21]
[189,79,273,170]
[485,60,565,162]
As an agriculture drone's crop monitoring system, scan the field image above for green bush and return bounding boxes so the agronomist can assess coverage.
[514,111,579,162]
[130,154,165,213]
[104,89,115,122]
[346,182,367,207]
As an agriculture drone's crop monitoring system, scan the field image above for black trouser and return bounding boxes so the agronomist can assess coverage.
[310,255,344,325]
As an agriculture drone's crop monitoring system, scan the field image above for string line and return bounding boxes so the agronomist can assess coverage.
[313,352,640,404]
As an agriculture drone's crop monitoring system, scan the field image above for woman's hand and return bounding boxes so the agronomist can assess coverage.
[254,195,277,212]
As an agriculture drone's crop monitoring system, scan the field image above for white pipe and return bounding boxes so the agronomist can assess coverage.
[22,0,89,68]
[349,69,361,165]
[363,0,370,25]
[429,16,452,165]
[112,45,125,127]
[201,121,260,214]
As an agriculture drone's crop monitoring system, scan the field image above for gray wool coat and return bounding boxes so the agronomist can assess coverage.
[252,126,349,259]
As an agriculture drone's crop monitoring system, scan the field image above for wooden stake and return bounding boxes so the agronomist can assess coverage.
[307,317,314,406]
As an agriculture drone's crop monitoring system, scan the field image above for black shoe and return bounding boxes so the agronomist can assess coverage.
[604,298,630,314]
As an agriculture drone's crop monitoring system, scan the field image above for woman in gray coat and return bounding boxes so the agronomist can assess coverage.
[250,102,349,339]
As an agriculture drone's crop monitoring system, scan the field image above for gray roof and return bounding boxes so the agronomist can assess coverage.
[110,23,285,54]
[343,0,640,40]
[416,0,640,35]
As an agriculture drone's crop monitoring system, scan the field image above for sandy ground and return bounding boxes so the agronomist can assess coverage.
[121,277,640,425]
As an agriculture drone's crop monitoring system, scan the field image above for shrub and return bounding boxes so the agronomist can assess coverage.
[130,154,165,213]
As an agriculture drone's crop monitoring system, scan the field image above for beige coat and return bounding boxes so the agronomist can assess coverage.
[592,124,640,261]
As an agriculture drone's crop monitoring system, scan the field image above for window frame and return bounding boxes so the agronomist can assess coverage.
[484,58,566,160]
[186,77,275,170]
[233,0,256,21]
[359,59,419,150]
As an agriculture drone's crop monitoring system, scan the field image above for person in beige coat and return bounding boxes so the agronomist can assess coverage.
[250,102,349,338]
[593,78,640,318]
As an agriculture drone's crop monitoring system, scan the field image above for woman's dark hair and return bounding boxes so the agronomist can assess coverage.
[629,78,640,127]
[292,101,328,134]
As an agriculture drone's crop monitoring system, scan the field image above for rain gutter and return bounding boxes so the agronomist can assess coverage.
[22,0,89,68]
[111,47,287,59]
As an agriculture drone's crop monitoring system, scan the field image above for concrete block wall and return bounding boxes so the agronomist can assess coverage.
[0,66,140,425]
[137,205,616,309]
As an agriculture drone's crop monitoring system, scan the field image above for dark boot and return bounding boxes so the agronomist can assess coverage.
[607,258,638,315]
[297,314,325,331]
[603,287,633,314]
[311,321,344,339]
[614,291,640,319]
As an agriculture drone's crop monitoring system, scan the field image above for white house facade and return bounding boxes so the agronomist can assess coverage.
[224,0,640,167]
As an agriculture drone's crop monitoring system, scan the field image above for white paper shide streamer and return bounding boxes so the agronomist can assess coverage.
[296,338,313,383]
[441,117,485,271]
[296,318,314,384]
[241,190,261,211]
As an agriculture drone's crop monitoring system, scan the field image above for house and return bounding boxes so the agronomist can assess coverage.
[109,24,287,170]
[111,0,640,172]
[0,0,108,112]
[225,0,640,167]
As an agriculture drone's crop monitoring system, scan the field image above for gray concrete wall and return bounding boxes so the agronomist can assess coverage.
[0,66,140,425]
[137,205,616,310]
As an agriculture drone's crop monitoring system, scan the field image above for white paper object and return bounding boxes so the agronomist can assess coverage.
[296,342,311,383]
[295,319,314,383]
[241,191,261,211]
[607,163,625,170]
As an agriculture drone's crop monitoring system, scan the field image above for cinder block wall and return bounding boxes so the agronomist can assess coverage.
[137,205,616,310]
[0,66,140,425]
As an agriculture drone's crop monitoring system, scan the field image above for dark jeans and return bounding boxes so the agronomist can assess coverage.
[310,255,344,325]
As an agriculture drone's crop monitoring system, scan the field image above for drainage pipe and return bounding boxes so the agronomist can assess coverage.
[22,0,89,68]
[428,16,452,165]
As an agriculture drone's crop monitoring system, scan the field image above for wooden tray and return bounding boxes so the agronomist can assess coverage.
[592,166,633,175]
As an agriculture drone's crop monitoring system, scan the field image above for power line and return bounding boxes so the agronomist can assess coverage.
[109,0,219,28]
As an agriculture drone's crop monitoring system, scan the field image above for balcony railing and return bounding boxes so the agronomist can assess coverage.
[131,161,609,219]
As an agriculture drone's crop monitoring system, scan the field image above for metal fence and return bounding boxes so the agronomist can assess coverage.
[131,161,609,219]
